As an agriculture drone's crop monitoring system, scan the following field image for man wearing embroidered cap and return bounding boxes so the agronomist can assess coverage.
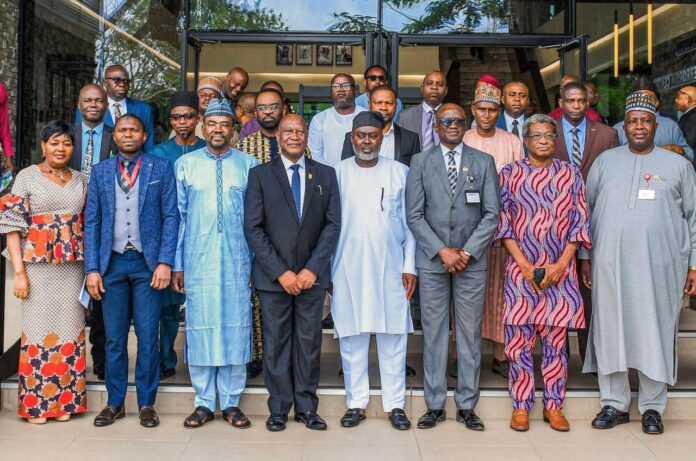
[171,98,258,429]
[581,92,696,435]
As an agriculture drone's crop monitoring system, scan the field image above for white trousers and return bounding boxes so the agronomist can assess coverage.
[339,332,407,412]
[598,370,668,414]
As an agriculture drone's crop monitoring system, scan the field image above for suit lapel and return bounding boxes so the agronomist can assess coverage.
[101,127,113,161]
[393,125,402,163]
[137,155,153,217]
[72,127,83,170]
[452,147,472,202]
[271,157,300,224]
[581,121,598,171]
[555,128,570,163]
[430,147,452,199]
[301,160,316,223]
[105,159,116,226]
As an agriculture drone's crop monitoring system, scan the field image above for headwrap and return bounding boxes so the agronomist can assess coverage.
[352,111,386,131]
[197,76,224,97]
[167,90,199,112]
[204,98,235,119]
[624,91,657,115]
[474,83,501,106]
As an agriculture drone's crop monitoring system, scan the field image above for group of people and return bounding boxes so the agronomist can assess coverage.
[3,60,696,438]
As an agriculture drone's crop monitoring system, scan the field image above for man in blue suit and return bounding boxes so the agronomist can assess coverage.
[496,81,530,154]
[76,65,156,152]
[85,113,179,428]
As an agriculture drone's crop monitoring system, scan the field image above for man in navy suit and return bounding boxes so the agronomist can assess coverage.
[496,81,530,148]
[76,65,156,152]
[85,114,179,428]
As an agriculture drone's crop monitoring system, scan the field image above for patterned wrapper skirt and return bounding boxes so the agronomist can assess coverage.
[17,262,87,419]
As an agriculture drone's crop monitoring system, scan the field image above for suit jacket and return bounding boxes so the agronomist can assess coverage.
[679,108,696,153]
[244,156,341,292]
[496,113,527,155]
[405,145,500,273]
[75,97,156,152]
[84,153,179,275]
[69,124,117,171]
[552,118,619,180]
[395,104,425,147]
[340,124,421,166]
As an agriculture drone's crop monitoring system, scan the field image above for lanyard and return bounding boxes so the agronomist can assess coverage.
[117,156,142,189]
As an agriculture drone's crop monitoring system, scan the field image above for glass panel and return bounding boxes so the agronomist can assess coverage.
[190,0,379,32]
[21,0,182,162]
[383,0,569,34]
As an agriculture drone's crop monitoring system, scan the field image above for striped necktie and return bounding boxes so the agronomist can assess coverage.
[423,110,436,151]
[113,103,122,120]
[571,127,582,167]
[447,151,458,194]
[83,130,94,183]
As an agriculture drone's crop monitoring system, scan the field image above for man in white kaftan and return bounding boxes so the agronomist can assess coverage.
[332,111,416,430]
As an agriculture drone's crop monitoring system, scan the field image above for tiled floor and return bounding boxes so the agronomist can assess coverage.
[0,410,694,461]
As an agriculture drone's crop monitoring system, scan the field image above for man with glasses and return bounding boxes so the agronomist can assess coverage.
[151,91,206,381]
[76,64,155,152]
[309,73,366,166]
[396,71,448,152]
[406,103,500,431]
[240,81,287,140]
[355,65,404,121]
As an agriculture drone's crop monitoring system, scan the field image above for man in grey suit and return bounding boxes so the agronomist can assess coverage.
[406,103,500,430]
[396,71,448,151]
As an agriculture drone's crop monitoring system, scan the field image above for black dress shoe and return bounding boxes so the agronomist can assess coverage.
[491,359,509,379]
[405,364,416,377]
[389,408,411,431]
[94,405,125,427]
[457,410,485,431]
[340,408,365,427]
[266,414,288,432]
[641,410,664,434]
[139,405,160,428]
[295,411,327,430]
[93,362,105,381]
[417,409,445,429]
[591,405,630,429]
[247,361,263,379]
[160,366,176,380]
[321,313,334,329]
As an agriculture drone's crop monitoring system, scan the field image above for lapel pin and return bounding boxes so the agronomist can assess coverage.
[308,173,313,180]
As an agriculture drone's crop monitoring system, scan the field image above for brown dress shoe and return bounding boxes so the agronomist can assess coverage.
[510,409,529,431]
[543,409,570,432]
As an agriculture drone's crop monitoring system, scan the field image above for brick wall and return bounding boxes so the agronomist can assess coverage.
[0,0,20,157]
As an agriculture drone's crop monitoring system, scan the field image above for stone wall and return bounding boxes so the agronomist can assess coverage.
[0,0,20,158]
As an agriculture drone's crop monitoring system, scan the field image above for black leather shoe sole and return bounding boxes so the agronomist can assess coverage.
[591,413,630,429]
[417,413,446,429]
[266,419,287,432]
[456,415,485,431]
[390,418,412,431]
[340,413,366,427]
[294,415,327,430]
[642,423,664,435]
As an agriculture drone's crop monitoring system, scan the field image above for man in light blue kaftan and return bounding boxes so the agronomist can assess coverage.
[172,99,258,428]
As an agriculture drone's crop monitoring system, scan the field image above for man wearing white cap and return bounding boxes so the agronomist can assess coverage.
[582,92,696,434]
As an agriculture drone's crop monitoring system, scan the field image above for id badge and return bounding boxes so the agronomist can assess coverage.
[638,189,655,200]
[465,190,481,204]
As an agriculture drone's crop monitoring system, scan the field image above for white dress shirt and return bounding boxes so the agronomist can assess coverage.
[108,96,128,123]
[440,142,463,173]
[281,153,306,212]
[379,124,396,160]
[504,112,525,143]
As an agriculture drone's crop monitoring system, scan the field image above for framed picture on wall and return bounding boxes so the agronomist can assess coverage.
[335,45,353,66]
[316,44,333,66]
[296,44,312,65]
[276,44,293,65]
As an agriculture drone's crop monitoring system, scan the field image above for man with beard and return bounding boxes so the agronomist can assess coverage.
[172,99,257,429]
[235,88,310,379]
[240,81,286,140]
[151,91,206,380]
[332,111,416,430]
[309,73,366,166]
[355,66,404,121]
[223,67,249,108]
[396,71,448,151]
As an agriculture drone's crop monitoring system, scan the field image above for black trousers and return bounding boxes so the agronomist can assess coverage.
[258,288,325,416]
[575,258,593,363]
[89,299,106,368]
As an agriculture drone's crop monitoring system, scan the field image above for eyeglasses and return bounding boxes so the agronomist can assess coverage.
[104,77,131,86]
[437,118,466,127]
[527,133,558,141]
[257,104,282,112]
[366,75,387,82]
[170,113,197,121]
[331,83,354,91]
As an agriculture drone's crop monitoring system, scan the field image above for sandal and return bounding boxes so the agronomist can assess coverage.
[55,414,71,422]
[222,406,251,429]
[183,406,214,428]
[27,418,47,425]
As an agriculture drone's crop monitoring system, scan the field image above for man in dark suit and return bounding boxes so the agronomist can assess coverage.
[85,114,179,428]
[341,86,420,166]
[245,114,341,432]
[676,85,696,158]
[496,81,530,148]
[551,81,619,362]
[395,71,448,151]
[71,83,117,381]
[76,65,156,152]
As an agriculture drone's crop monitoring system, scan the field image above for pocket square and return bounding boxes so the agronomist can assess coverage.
[148,180,160,185]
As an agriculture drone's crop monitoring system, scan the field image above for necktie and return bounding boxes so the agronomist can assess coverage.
[113,103,122,120]
[511,120,519,138]
[423,110,436,151]
[571,127,582,167]
[119,159,132,193]
[290,164,302,219]
[447,151,458,194]
[83,130,95,183]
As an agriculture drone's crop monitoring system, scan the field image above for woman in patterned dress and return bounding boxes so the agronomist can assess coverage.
[1,120,87,424]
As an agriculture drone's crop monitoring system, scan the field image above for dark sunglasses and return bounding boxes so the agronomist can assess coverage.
[437,118,466,127]
[170,113,197,121]
[366,75,387,82]
[105,77,131,86]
